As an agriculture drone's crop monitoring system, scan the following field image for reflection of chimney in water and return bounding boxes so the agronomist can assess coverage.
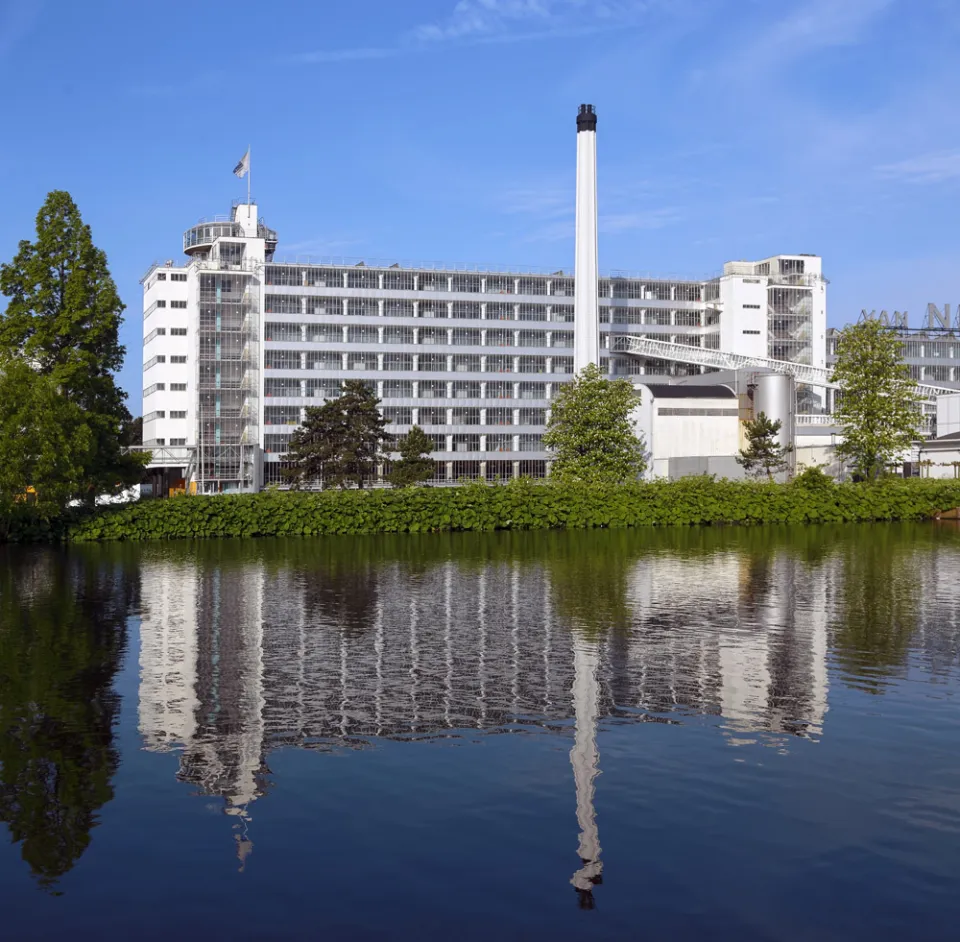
[570,637,603,908]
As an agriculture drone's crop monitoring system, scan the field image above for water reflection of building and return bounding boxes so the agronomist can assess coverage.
[138,549,837,883]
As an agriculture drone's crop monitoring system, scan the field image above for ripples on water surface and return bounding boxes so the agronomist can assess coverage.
[1,525,959,940]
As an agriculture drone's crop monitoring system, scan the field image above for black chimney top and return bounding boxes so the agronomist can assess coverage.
[577,104,597,133]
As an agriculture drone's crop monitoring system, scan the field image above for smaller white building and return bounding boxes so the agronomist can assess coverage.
[634,383,741,479]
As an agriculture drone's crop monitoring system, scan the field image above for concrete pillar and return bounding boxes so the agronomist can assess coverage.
[574,104,600,373]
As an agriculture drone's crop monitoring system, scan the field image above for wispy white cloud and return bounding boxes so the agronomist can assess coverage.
[289,0,656,66]
[722,0,896,78]
[876,151,960,184]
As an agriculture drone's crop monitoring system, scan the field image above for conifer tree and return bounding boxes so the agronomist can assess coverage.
[286,381,390,489]
[737,411,791,480]
[0,191,147,504]
[388,425,435,487]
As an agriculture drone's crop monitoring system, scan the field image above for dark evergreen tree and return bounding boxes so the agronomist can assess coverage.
[387,425,435,487]
[737,411,792,480]
[0,191,147,505]
[286,381,390,489]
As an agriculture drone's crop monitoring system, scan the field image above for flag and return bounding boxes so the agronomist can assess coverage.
[233,149,250,179]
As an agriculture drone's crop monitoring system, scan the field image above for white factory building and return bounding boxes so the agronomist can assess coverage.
[140,105,834,493]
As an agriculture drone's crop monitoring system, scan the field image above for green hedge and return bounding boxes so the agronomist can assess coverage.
[27,476,960,543]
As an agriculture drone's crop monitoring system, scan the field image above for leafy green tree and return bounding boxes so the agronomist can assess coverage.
[388,425,435,487]
[737,411,792,480]
[830,319,923,480]
[286,381,390,489]
[0,356,95,522]
[544,363,646,483]
[0,190,147,504]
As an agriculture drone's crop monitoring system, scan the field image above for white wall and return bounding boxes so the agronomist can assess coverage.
[937,394,960,438]
[719,275,768,358]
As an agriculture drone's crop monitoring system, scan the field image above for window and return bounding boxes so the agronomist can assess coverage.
[452,381,480,398]
[451,302,481,319]
[145,355,166,370]
[171,355,187,364]
[143,411,165,422]
[518,356,547,374]
[170,438,186,446]
[743,304,761,310]
[383,380,414,399]
[658,408,739,416]
[170,410,187,419]
[518,434,543,452]
[347,325,378,343]
[518,382,546,400]
[170,300,187,309]
[382,407,412,424]
[347,352,376,370]
[419,407,447,424]
[485,381,514,399]
[147,439,166,447]
[265,323,302,342]
[485,407,513,425]
[144,327,167,345]
[418,353,447,371]
[383,353,413,371]
[518,330,547,347]
[742,329,761,335]
[171,273,187,282]
[156,272,167,281]
[485,434,513,452]
[307,324,342,343]
[550,357,574,374]
[384,326,414,344]
[171,383,187,391]
[452,434,480,452]
[485,355,513,373]
[518,408,546,425]
[420,379,447,399]
[307,352,343,370]
[452,328,481,346]
[171,327,188,336]
[451,408,480,425]
[485,329,514,347]
[156,300,167,308]
[452,354,481,372]
[743,278,760,284]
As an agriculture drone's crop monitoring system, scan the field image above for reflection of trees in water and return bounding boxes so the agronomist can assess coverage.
[0,547,134,888]
[833,525,928,692]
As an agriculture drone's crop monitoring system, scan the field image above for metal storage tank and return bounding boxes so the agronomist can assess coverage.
[752,373,796,475]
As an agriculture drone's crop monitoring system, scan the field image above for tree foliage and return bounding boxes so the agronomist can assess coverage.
[544,363,647,483]
[0,191,147,506]
[830,319,923,480]
[737,411,792,480]
[285,381,390,489]
[388,425,435,487]
[0,357,95,520]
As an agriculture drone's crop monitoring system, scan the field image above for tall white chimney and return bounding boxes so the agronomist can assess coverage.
[574,104,600,373]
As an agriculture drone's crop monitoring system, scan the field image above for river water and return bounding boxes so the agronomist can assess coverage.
[1,525,959,940]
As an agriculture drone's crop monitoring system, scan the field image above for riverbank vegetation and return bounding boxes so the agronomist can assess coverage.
[1,475,957,543]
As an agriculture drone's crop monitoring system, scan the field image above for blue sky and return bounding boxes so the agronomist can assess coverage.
[2,0,960,413]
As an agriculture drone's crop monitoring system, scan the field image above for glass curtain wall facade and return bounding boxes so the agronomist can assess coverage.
[258,265,711,485]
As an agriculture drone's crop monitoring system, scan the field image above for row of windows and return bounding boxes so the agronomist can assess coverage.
[264,406,547,426]
[264,434,546,454]
[658,408,739,417]
[262,459,549,485]
[144,355,189,369]
[262,265,704,301]
[143,410,189,422]
[264,295,704,326]
[144,326,189,345]
[263,351,575,373]
[263,323,576,347]
[146,438,187,447]
[264,379,562,400]
[152,271,188,283]
[143,382,188,397]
